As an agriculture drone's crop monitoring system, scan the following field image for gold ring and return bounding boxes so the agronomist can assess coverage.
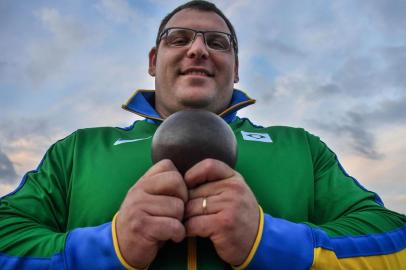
[202,197,207,214]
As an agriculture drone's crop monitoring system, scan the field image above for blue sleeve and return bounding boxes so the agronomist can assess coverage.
[246,214,406,270]
[0,222,125,269]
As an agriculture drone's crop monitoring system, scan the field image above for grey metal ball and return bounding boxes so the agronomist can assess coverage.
[151,109,237,175]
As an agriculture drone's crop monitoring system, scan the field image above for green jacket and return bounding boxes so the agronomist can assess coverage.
[0,89,405,269]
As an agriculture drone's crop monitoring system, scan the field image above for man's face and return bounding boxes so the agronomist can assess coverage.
[149,8,239,118]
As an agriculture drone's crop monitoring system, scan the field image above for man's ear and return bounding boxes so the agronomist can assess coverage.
[234,57,239,83]
[148,47,157,77]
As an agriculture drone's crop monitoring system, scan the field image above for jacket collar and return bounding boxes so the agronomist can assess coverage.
[122,89,255,124]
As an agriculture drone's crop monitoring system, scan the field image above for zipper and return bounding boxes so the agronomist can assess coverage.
[187,237,197,270]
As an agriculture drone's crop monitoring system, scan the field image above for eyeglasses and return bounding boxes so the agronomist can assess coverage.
[158,27,235,51]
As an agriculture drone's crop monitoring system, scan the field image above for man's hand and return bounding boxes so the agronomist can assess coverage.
[184,159,260,266]
[116,159,188,268]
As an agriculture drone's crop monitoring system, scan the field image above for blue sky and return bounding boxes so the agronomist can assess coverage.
[1,0,405,213]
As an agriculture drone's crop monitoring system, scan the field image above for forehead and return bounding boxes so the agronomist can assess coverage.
[165,8,230,33]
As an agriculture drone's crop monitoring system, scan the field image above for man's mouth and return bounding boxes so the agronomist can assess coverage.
[180,68,214,77]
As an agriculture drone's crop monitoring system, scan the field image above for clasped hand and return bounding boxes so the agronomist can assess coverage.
[116,159,260,269]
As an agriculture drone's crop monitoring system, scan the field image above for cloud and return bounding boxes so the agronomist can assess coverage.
[310,83,343,98]
[0,60,8,71]
[340,125,406,213]
[378,45,406,92]
[312,111,383,160]
[25,7,93,85]
[0,118,53,142]
[0,1,17,29]
[331,48,406,99]
[0,117,65,172]
[332,57,381,97]
[0,61,13,86]
[259,39,306,61]
[309,93,406,160]
[0,149,18,185]
[37,8,89,45]
[366,96,406,125]
[356,0,406,36]
[95,0,139,24]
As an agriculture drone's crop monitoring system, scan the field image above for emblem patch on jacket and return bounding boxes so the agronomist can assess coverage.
[241,131,272,143]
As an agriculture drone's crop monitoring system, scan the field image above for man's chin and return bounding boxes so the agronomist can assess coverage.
[179,97,213,111]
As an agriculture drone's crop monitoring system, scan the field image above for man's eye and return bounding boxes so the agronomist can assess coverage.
[208,38,229,50]
[167,35,190,46]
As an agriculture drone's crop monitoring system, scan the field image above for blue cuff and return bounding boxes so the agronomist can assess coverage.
[64,222,125,270]
[0,252,64,270]
[246,214,314,270]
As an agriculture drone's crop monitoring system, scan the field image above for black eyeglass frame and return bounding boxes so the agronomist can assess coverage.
[158,27,238,52]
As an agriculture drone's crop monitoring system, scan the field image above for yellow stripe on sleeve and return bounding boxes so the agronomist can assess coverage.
[112,212,148,270]
[311,247,406,270]
[233,205,265,270]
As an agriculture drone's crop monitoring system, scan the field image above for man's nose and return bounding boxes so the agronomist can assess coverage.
[186,34,209,59]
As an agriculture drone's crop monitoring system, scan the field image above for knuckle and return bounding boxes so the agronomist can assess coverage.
[172,198,185,219]
[137,173,151,185]
[197,158,216,172]
[185,201,194,217]
[121,190,144,212]
[218,211,236,231]
[226,180,245,194]
[146,218,178,242]
[159,159,176,170]
[168,218,182,234]
[173,221,185,242]
[203,158,217,169]
[168,172,187,199]
[127,183,141,196]
[129,216,146,233]
[167,170,183,183]
[144,223,161,242]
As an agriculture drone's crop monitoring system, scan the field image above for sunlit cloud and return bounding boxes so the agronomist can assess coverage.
[0,149,17,185]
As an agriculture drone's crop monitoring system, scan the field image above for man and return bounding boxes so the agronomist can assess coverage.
[0,1,405,269]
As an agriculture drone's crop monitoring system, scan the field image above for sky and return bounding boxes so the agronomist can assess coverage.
[0,0,405,213]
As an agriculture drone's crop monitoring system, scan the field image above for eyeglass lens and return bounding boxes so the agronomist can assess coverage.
[165,28,231,51]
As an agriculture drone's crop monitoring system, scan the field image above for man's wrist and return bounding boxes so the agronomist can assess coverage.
[112,212,149,270]
[232,205,264,270]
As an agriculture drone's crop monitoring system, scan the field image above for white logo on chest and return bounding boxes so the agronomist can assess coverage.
[241,131,272,143]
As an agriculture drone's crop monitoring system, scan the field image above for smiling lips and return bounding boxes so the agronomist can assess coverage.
[180,68,214,77]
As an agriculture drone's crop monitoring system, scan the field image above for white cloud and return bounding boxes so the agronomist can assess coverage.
[95,0,139,24]
[340,125,406,213]
[0,118,66,179]
[37,8,89,46]
[24,7,94,85]
[0,149,17,184]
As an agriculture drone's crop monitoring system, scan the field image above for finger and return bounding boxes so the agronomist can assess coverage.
[145,216,186,243]
[185,214,216,238]
[184,158,235,189]
[185,195,222,219]
[188,180,225,200]
[143,170,188,202]
[144,159,179,177]
[141,194,185,220]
